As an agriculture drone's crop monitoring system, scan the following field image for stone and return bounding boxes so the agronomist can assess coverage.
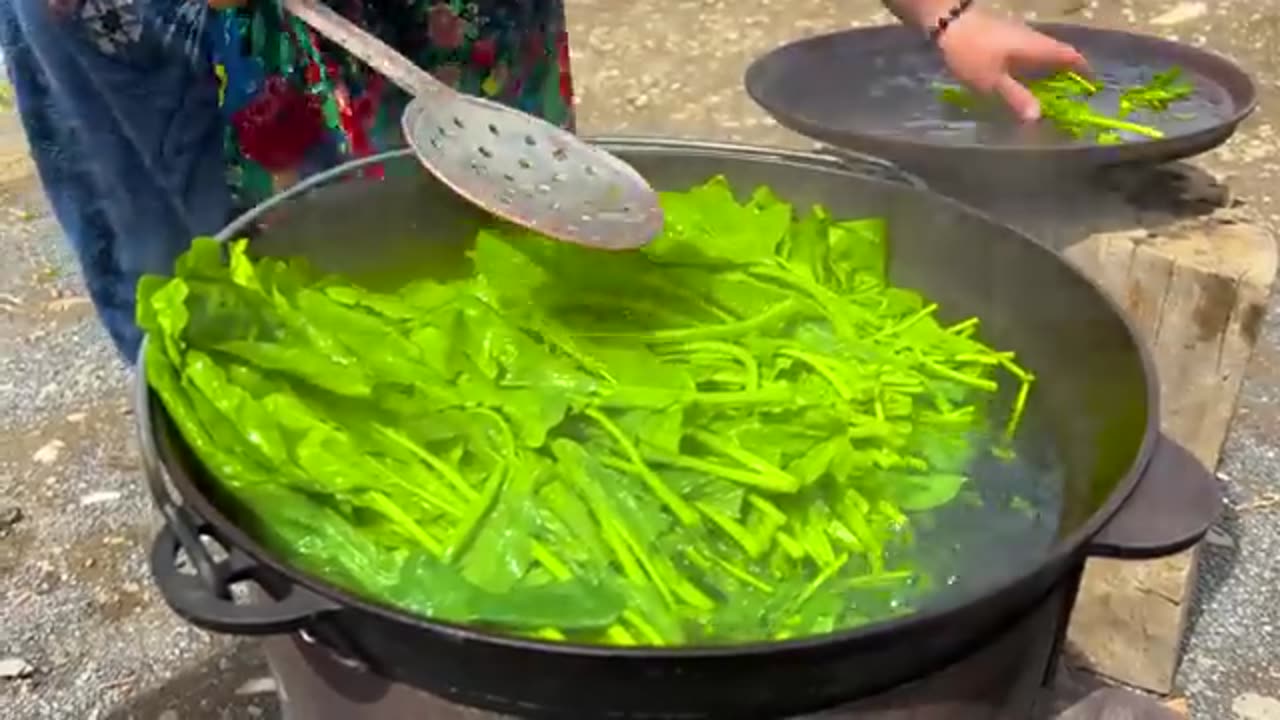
[0,505,23,534]
[1233,693,1280,720]
[0,657,35,680]
[235,676,279,696]
[31,438,65,465]
[1150,2,1208,26]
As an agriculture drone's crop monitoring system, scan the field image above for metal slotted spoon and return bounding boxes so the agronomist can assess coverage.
[283,0,663,250]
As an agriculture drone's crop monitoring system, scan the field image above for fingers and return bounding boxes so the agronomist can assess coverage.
[1062,47,1091,73]
[1016,34,1090,74]
[994,75,1042,122]
[1044,40,1089,72]
[999,33,1087,123]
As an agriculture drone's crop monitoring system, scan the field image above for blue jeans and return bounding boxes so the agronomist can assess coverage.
[0,0,231,362]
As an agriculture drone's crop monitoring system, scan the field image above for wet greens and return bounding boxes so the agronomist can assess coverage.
[938,67,1195,144]
[139,177,1034,645]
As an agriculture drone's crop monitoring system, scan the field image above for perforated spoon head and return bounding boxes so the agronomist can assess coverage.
[284,0,662,250]
[402,96,664,251]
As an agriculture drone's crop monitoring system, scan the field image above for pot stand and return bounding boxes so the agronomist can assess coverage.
[256,577,1178,719]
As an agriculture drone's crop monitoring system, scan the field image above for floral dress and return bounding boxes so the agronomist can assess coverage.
[210,0,576,207]
[0,0,574,361]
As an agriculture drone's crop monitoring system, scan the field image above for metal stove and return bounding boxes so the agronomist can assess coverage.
[255,571,1184,720]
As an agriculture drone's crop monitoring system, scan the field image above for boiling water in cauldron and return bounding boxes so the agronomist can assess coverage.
[893,393,1065,611]
[847,54,1231,146]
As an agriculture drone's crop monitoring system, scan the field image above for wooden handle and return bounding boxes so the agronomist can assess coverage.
[282,0,442,97]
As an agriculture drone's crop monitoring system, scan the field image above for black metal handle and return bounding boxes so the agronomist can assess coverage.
[150,522,341,634]
[133,365,226,601]
[1084,434,1223,559]
[135,363,340,634]
[587,136,928,191]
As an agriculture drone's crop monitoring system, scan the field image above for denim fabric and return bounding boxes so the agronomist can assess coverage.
[0,0,231,362]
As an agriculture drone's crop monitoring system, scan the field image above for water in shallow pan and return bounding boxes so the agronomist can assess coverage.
[808,52,1233,148]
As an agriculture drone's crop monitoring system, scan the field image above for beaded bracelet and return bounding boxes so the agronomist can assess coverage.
[927,0,977,44]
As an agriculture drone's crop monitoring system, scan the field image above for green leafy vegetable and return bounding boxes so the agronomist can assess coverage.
[138,178,1036,646]
[937,67,1196,144]
[1119,67,1195,116]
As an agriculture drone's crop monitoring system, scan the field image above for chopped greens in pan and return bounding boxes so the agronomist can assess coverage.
[937,66,1195,144]
[138,177,1037,646]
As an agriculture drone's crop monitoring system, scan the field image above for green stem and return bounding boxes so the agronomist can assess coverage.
[604,624,639,646]
[366,454,465,519]
[636,452,799,493]
[1075,113,1165,138]
[1065,71,1098,94]
[530,627,567,641]
[642,275,737,322]
[375,424,478,501]
[872,302,938,340]
[776,348,853,399]
[702,549,775,592]
[998,354,1032,382]
[746,262,862,339]
[443,464,506,562]
[621,609,667,646]
[953,353,1002,366]
[946,317,980,335]
[531,542,574,581]
[584,408,701,525]
[844,569,914,589]
[617,523,677,609]
[789,553,850,611]
[695,500,762,558]
[688,387,792,406]
[687,429,801,493]
[599,520,647,587]
[567,291,705,325]
[839,497,885,573]
[367,492,445,556]
[580,299,801,343]
[1003,374,1035,442]
[657,340,760,391]
[918,357,998,392]
[775,531,806,560]
[748,494,789,525]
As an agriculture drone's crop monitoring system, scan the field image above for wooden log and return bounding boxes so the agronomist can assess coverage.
[1061,211,1273,693]
[925,164,1276,693]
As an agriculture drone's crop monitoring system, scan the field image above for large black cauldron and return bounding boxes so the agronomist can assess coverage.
[139,139,1220,719]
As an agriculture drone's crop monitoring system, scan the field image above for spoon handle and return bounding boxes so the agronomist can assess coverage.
[283,0,444,98]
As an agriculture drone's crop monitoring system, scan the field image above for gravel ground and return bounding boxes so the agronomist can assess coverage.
[0,0,1277,718]
[1182,303,1280,720]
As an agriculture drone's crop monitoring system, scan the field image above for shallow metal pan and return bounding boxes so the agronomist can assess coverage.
[745,23,1258,180]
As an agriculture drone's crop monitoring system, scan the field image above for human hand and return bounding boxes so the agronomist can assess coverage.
[935,8,1088,122]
